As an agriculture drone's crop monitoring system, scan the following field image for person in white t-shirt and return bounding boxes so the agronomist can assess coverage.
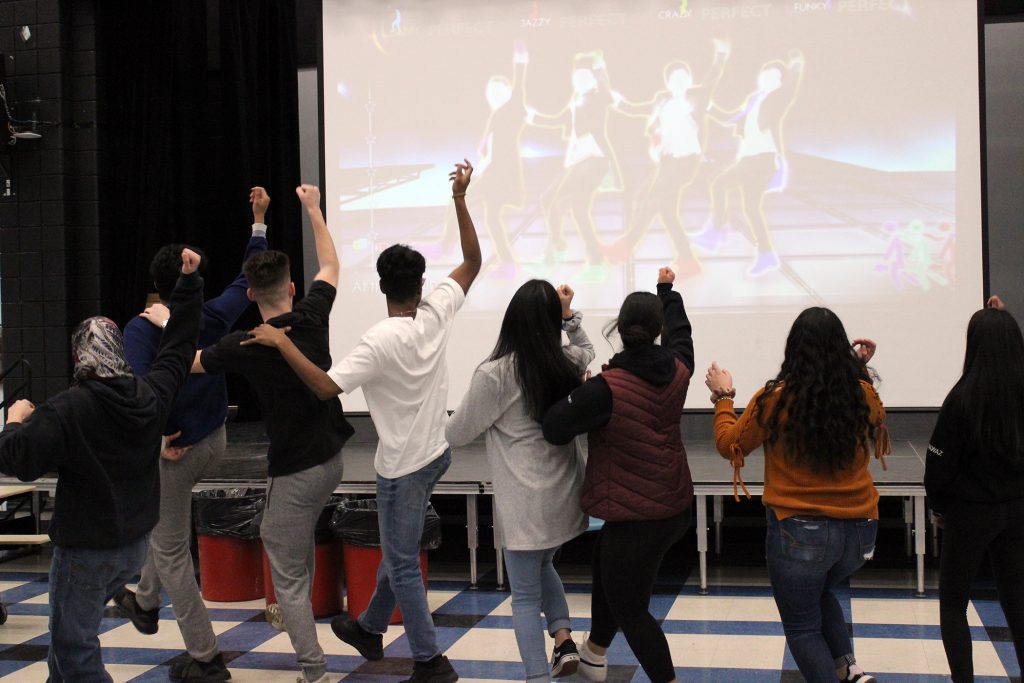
[244,160,481,683]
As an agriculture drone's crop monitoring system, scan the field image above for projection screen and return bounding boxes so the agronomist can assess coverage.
[321,0,984,410]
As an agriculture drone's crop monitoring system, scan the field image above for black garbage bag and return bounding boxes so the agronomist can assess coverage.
[330,498,442,550]
[316,495,347,544]
[193,488,265,540]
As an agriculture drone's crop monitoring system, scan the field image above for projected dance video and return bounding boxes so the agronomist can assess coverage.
[323,0,983,409]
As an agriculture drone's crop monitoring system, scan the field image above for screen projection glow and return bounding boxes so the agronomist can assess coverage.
[322,0,983,410]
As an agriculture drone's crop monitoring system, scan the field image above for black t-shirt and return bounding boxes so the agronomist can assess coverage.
[200,280,354,477]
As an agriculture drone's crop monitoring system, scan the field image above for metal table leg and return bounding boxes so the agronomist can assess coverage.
[696,494,708,595]
[493,505,505,590]
[713,495,724,555]
[903,497,913,556]
[31,491,40,535]
[466,494,479,589]
[914,494,926,597]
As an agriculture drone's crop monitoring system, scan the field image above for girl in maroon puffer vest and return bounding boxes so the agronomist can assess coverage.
[543,267,694,683]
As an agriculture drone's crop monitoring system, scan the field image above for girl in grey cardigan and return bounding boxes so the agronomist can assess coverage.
[446,280,593,682]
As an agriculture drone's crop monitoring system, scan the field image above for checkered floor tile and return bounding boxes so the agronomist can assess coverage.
[0,555,1018,682]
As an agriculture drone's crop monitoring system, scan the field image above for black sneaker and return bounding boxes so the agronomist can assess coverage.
[112,587,159,635]
[551,639,580,677]
[169,653,231,682]
[330,615,384,661]
[400,654,458,683]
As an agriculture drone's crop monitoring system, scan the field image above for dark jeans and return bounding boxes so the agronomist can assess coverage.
[47,535,150,683]
[590,509,691,683]
[939,498,1024,683]
[765,508,877,683]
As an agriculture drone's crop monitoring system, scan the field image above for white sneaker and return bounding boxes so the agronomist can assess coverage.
[578,638,608,682]
[266,603,286,631]
[298,675,330,683]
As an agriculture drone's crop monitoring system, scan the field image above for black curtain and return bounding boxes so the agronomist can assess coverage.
[219,0,304,298]
[97,0,304,329]
[97,1,210,327]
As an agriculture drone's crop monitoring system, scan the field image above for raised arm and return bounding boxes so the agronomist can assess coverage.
[297,184,340,288]
[557,284,595,371]
[657,268,694,372]
[144,250,205,413]
[447,160,482,294]
[204,186,271,327]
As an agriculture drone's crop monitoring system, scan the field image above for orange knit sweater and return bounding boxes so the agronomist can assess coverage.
[713,380,889,520]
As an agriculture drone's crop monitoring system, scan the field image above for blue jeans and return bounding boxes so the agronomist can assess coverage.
[503,547,572,682]
[359,449,451,661]
[47,535,150,683]
[766,508,877,683]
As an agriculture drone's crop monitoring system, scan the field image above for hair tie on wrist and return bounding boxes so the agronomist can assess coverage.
[452,192,466,198]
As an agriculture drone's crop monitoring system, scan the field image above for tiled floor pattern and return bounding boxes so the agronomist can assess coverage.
[0,560,1018,682]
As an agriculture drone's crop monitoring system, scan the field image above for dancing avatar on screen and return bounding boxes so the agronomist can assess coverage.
[693,49,805,277]
[608,39,731,279]
[431,43,528,278]
[527,49,623,275]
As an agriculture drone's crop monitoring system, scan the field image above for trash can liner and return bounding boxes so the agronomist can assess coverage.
[330,499,442,550]
[193,488,265,539]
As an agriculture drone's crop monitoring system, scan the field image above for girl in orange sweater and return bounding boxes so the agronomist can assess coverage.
[705,307,887,683]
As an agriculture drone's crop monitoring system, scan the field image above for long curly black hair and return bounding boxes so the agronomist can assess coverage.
[755,307,875,474]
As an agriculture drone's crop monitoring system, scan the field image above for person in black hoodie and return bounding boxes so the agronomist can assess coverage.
[542,267,693,683]
[926,294,1024,682]
[0,248,204,683]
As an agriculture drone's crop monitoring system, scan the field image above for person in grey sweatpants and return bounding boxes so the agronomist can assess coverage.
[114,188,271,682]
[260,450,344,672]
[200,183,354,683]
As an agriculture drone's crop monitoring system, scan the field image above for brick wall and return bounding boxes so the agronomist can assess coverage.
[0,0,100,400]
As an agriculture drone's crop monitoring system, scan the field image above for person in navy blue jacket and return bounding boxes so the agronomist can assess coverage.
[111,187,270,683]
[0,249,203,683]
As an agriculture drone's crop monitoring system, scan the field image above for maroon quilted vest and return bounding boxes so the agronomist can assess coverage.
[582,360,693,522]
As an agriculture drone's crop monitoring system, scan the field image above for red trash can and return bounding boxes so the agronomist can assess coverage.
[193,489,266,602]
[342,544,427,625]
[198,536,264,602]
[263,541,344,618]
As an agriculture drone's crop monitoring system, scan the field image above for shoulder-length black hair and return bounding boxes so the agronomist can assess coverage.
[951,307,1024,461]
[491,280,582,421]
[756,307,874,474]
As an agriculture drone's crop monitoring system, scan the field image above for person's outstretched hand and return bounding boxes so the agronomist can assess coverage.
[6,399,34,424]
[140,303,170,329]
[250,186,270,222]
[851,338,877,364]
[240,324,292,349]
[988,295,1006,310]
[557,284,574,318]
[658,267,675,285]
[296,184,321,211]
[181,249,201,275]
[449,159,474,196]
[705,362,735,403]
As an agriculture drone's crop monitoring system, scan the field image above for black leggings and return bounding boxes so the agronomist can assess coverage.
[590,509,691,683]
[939,498,1024,682]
